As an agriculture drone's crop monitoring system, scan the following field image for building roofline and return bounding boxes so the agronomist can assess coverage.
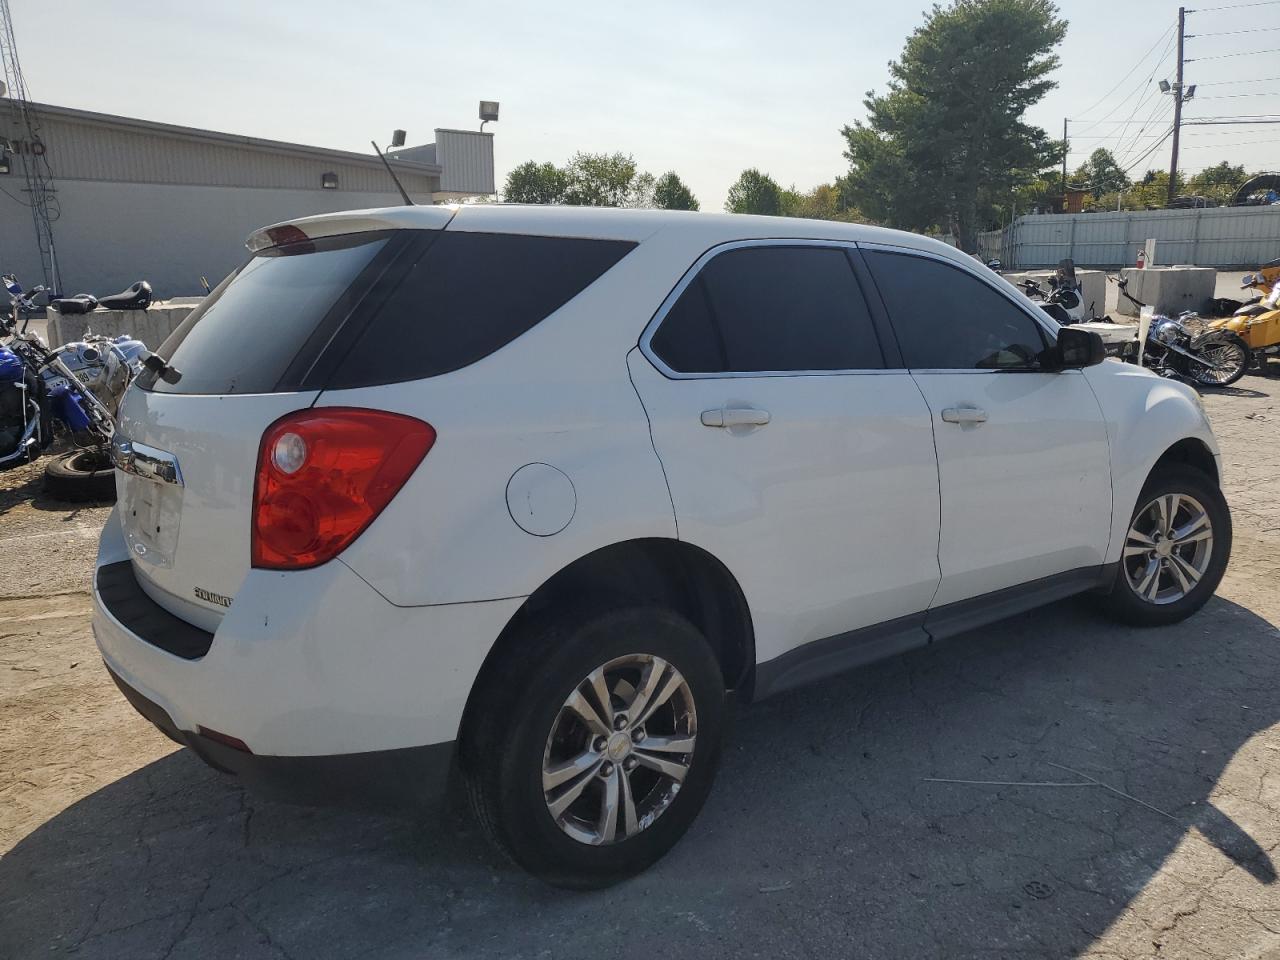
[26,101,443,175]
[433,127,494,138]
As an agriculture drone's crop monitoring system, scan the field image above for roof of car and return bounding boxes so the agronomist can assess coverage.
[248,202,950,258]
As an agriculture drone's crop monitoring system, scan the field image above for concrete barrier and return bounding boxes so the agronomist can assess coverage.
[47,301,198,350]
[1005,269,1107,319]
[1115,266,1217,317]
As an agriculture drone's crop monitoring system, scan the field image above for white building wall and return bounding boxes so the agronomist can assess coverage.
[1,180,428,298]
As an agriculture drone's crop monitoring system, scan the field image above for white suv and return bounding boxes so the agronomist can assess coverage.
[94,205,1230,887]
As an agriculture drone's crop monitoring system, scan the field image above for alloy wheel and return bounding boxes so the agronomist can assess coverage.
[542,654,697,846]
[1122,492,1214,605]
[1193,341,1247,385]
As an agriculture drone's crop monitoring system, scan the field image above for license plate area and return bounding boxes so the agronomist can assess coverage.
[120,475,183,569]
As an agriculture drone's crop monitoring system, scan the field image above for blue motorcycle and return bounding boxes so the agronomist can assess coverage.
[2,275,150,500]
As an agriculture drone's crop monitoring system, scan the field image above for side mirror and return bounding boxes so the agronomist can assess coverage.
[1052,326,1106,370]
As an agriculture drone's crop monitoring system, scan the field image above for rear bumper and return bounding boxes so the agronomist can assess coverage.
[92,505,524,796]
[104,662,456,811]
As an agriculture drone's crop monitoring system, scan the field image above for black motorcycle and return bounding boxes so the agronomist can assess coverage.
[1115,277,1249,388]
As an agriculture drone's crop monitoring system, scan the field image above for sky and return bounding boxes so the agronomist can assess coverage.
[10,0,1279,210]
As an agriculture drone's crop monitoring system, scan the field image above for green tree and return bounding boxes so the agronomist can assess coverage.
[1073,148,1129,198]
[840,0,1067,251]
[1188,161,1248,204]
[725,168,782,215]
[653,171,700,210]
[1130,169,1186,208]
[780,183,865,222]
[563,152,640,206]
[503,160,568,204]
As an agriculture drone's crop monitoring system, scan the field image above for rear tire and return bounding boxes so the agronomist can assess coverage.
[1100,465,1230,626]
[461,605,725,889]
[43,448,117,502]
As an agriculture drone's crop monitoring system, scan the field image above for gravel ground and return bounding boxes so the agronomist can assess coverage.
[1,349,1278,959]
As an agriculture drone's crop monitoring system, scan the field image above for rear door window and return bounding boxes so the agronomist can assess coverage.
[649,245,885,374]
[147,232,395,395]
[321,233,637,389]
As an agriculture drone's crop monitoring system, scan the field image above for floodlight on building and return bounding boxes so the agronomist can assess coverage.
[391,129,406,148]
[479,101,499,131]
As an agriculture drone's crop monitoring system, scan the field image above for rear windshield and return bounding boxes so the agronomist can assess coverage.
[143,229,636,395]
[147,232,394,395]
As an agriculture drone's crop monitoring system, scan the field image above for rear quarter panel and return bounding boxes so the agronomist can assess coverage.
[1083,360,1221,566]
[321,234,696,607]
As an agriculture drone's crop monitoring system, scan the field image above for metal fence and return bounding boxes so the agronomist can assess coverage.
[978,205,1280,270]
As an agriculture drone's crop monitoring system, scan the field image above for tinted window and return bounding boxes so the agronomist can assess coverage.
[650,245,884,373]
[864,251,1048,370]
[148,233,392,395]
[325,232,636,389]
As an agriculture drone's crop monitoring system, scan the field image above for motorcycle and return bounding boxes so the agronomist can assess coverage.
[1,275,153,500]
[1113,276,1250,388]
[1204,257,1280,376]
[1019,259,1093,325]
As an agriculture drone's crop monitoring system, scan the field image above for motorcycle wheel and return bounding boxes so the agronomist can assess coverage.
[1189,334,1249,387]
[43,448,117,502]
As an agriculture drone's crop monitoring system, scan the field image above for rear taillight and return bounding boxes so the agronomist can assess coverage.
[252,408,435,570]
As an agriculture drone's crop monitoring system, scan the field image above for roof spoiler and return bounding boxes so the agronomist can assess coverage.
[246,206,457,252]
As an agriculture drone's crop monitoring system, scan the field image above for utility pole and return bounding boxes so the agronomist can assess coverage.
[1168,6,1185,205]
[1061,118,1068,207]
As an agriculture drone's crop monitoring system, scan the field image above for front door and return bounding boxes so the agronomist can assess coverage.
[630,242,942,673]
[860,246,1113,610]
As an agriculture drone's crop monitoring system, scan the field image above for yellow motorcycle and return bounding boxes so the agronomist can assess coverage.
[1208,258,1280,375]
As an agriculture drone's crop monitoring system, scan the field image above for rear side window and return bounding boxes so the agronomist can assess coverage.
[148,233,393,395]
[145,230,635,395]
[324,233,636,389]
[863,250,1048,370]
[650,245,884,374]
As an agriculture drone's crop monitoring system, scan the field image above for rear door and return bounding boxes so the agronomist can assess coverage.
[114,229,408,631]
[860,245,1112,611]
[630,241,941,674]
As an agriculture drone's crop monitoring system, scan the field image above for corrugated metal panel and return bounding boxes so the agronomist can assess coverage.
[1005,206,1280,268]
[28,114,439,195]
[435,129,494,194]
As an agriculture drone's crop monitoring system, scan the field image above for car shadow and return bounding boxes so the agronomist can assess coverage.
[2,595,1276,959]
[1201,385,1268,399]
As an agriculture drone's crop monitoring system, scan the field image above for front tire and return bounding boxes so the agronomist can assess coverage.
[461,606,725,889]
[1101,465,1231,626]
[1190,334,1249,387]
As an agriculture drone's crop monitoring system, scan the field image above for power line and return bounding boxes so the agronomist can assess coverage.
[1198,91,1280,98]
[1187,25,1280,35]
[1122,128,1175,175]
[1075,32,1172,136]
[1186,49,1273,61]
[1187,0,1280,10]
[1184,115,1280,124]
[1115,95,1174,168]
[1182,137,1280,147]
[1070,23,1175,124]
[1196,76,1280,85]
[1069,132,1171,140]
